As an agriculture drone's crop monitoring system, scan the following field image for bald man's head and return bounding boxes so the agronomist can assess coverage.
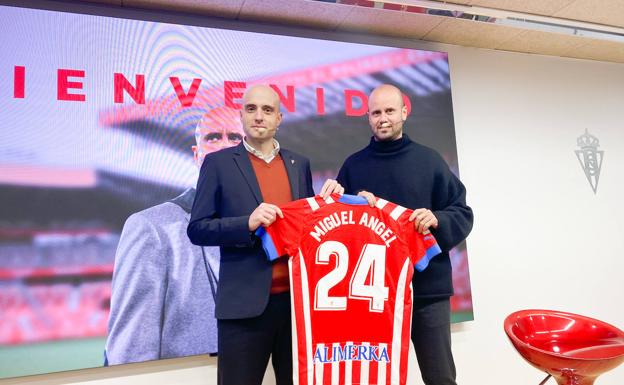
[193,107,243,166]
[240,84,283,144]
[369,84,404,110]
[242,85,281,108]
[367,84,408,142]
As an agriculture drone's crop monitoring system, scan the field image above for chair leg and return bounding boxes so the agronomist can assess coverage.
[539,374,552,385]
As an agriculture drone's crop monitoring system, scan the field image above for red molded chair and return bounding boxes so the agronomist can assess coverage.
[504,309,624,385]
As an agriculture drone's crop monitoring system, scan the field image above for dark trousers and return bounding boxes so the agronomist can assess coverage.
[217,292,293,385]
[411,297,457,385]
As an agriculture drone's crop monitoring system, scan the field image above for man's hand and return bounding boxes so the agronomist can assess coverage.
[357,190,376,207]
[319,179,345,199]
[409,208,438,234]
[248,203,284,231]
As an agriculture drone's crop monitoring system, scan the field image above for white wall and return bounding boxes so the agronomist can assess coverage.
[448,45,624,385]
[2,41,623,385]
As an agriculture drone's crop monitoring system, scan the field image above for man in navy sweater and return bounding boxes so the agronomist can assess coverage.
[337,84,473,385]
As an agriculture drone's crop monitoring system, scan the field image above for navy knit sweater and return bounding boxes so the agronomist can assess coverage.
[337,134,473,298]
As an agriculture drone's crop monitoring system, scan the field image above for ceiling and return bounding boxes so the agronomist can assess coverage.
[71,0,624,63]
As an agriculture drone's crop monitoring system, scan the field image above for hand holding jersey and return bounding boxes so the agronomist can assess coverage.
[319,178,345,198]
[248,202,284,231]
[356,190,376,207]
[358,190,439,234]
[409,208,439,234]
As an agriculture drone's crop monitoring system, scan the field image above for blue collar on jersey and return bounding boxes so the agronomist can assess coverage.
[337,194,368,205]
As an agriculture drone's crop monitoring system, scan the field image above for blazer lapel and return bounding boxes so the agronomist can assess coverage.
[281,150,300,200]
[233,143,263,204]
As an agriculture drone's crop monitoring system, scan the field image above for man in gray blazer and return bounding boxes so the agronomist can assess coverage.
[105,107,244,365]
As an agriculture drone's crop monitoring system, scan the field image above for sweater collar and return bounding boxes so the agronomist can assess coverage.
[368,134,411,153]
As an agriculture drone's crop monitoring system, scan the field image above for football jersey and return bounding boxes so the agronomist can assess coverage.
[256,194,441,385]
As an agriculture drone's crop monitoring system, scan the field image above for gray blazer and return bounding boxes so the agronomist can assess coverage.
[105,189,218,365]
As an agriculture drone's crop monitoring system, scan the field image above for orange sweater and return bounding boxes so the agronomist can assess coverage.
[249,153,293,294]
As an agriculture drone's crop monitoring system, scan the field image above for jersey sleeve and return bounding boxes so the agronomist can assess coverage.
[255,198,310,261]
[398,210,442,272]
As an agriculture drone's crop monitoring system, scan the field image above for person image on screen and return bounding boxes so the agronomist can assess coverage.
[187,84,343,385]
[337,84,473,385]
[105,107,244,365]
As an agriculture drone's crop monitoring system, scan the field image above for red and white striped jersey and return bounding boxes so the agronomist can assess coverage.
[257,194,441,385]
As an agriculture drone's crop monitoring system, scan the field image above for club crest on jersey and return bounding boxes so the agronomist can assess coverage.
[313,343,389,363]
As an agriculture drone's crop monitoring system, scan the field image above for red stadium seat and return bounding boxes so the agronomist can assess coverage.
[504,309,624,385]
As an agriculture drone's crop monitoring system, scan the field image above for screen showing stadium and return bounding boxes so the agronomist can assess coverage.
[0,4,473,378]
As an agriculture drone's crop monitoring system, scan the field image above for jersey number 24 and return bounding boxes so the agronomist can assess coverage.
[314,241,389,313]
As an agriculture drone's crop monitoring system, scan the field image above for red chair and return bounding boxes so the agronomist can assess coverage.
[504,309,624,385]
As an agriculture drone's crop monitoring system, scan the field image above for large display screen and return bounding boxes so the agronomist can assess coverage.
[0,4,472,378]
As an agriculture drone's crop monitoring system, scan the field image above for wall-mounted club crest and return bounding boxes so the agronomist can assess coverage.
[575,129,603,194]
